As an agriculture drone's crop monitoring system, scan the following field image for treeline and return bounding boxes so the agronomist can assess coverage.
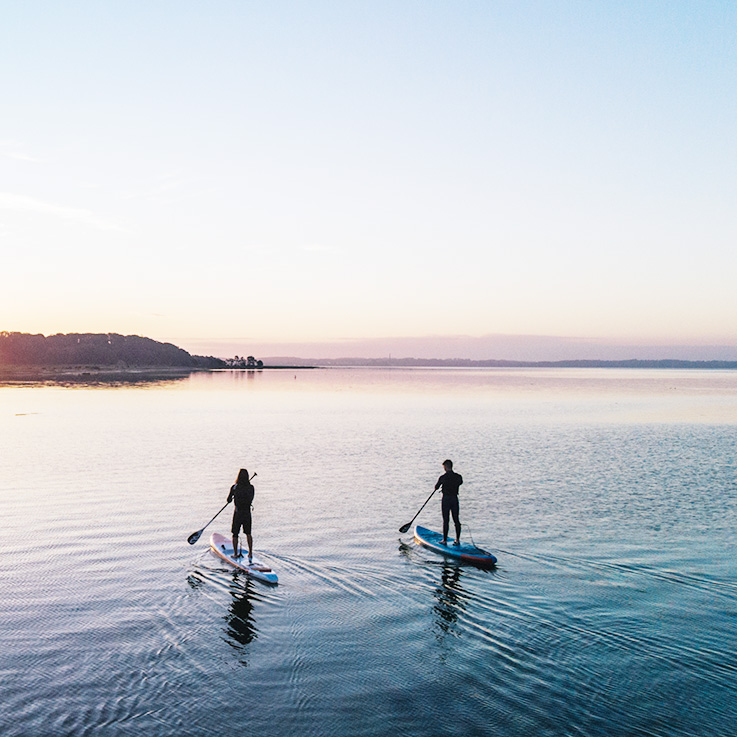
[265,356,737,369]
[225,355,264,369]
[0,332,225,369]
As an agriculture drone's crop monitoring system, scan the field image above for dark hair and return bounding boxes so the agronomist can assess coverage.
[236,468,250,485]
[443,459,453,469]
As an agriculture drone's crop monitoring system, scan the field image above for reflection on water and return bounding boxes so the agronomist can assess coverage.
[0,371,195,389]
[432,563,466,641]
[224,575,258,653]
[396,539,414,560]
[185,573,206,592]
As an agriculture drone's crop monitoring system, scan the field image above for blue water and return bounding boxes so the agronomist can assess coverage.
[1,368,736,736]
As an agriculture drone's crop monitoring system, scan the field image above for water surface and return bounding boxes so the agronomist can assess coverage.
[1,368,736,736]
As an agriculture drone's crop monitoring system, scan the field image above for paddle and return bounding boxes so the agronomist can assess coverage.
[399,487,438,533]
[187,472,257,544]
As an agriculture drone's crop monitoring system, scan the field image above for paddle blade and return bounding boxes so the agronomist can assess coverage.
[187,529,203,545]
[399,522,411,534]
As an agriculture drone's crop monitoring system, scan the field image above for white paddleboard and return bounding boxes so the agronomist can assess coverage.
[210,532,278,584]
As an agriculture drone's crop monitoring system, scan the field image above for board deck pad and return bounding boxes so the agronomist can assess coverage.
[414,525,497,567]
[210,532,279,584]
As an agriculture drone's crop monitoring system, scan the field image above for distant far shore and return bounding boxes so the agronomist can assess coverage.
[261,357,737,370]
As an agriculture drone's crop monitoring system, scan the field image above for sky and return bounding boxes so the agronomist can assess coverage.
[2,1,737,360]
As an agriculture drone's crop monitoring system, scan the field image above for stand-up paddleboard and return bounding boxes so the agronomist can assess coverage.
[210,532,278,584]
[414,525,497,567]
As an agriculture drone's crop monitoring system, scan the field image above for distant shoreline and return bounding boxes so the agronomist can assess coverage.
[4,333,736,374]
[261,358,737,370]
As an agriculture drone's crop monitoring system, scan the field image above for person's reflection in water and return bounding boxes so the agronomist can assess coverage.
[432,563,467,649]
[224,574,258,655]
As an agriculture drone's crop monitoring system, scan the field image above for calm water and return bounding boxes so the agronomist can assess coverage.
[2,368,736,736]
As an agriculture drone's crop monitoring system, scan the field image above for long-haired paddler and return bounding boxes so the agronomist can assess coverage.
[228,468,255,562]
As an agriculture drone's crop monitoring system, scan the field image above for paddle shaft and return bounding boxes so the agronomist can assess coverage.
[187,472,256,544]
[399,487,438,533]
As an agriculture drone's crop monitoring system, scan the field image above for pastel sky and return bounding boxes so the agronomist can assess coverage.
[2,1,737,359]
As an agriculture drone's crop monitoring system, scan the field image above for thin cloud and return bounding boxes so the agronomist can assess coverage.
[0,141,43,163]
[0,192,122,232]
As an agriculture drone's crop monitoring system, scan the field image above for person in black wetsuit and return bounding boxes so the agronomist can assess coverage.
[228,468,255,562]
[434,459,463,546]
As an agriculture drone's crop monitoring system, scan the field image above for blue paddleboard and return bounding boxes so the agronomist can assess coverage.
[414,525,497,567]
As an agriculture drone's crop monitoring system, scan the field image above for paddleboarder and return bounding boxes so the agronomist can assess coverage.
[434,459,463,546]
[228,468,255,562]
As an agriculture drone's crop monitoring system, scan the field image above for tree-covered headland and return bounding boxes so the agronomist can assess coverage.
[0,332,225,369]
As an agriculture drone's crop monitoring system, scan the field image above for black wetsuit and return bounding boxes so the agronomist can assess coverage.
[435,471,463,542]
[228,482,254,535]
